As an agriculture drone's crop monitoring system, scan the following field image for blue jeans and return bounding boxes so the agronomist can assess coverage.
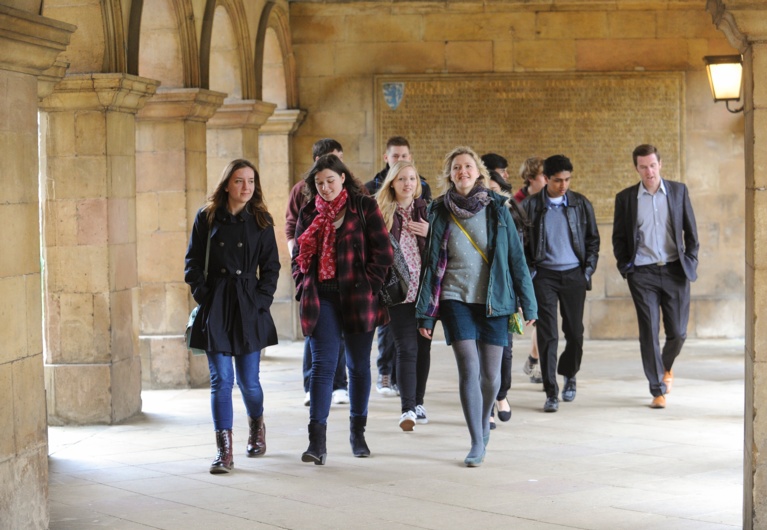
[207,351,263,431]
[302,336,348,393]
[309,293,374,425]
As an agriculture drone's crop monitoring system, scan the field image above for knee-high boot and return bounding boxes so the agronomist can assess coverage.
[210,429,233,474]
[350,415,370,457]
[301,422,327,465]
[246,416,266,457]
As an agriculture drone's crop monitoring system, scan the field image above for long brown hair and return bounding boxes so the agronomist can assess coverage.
[302,154,365,200]
[203,159,273,229]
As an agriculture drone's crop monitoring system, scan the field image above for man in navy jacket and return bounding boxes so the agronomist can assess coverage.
[612,144,699,409]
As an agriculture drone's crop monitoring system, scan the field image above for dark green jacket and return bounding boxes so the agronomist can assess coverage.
[415,192,538,330]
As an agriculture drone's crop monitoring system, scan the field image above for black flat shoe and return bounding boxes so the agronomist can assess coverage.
[544,396,559,413]
[496,398,512,422]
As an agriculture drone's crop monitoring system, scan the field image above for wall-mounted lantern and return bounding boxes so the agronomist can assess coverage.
[703,55,744,113]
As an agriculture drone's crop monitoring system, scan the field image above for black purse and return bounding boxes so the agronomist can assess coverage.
[380,233,410,307]
[185,221,212,355]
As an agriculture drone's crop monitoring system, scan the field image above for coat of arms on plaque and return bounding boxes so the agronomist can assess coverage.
[383,83,405,110]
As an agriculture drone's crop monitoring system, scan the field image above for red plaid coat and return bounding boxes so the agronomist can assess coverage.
[292,193,393,336]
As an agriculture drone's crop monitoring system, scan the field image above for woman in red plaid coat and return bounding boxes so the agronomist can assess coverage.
[292,154,393,465]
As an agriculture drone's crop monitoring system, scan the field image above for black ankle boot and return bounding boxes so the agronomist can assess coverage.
[210,429,233,474]
[350,415,370,457]
[301,422,327,465]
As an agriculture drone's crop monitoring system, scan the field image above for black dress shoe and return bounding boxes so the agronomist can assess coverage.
[543,396,559,413]
[496,398,512,422]
[562,376,577,402]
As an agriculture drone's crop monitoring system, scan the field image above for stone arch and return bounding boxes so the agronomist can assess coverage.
[127,0,201,87]
[255,2,298,109]
[42,0,126,73]
[200,0,255,100]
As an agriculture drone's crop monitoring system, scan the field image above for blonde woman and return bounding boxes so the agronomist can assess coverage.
[375,161,432,431]
[415,147,537,466]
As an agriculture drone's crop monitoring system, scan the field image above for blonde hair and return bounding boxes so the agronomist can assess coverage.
[438,146,489,194]
[519,156,544,187]
[375,161,422,231]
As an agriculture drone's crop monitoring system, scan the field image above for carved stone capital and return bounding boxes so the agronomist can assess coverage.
[259,109,307,135]
[207,100,277,129]
[39,73,160,114]
[0,5,75,76]
[707,0,767,49]
[137,88,227,123]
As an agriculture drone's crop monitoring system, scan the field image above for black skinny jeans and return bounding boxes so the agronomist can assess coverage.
[496,332,513,401]
[388,302,432,413]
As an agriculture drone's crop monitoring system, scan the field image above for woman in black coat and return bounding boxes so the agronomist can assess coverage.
[185,159,280,474]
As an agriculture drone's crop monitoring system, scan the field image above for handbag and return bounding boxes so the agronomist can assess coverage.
[380,234,410,307]
[450,213,524,335]
[185,222,212,355]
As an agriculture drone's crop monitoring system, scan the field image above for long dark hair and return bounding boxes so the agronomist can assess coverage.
[302,154,365,200]
[203,159,273,229]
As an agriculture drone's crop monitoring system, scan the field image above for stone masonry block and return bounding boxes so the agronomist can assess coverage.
[110,288,138,364]
[136,120,186,153]
[334,42,445,76]
[0,276,27,365]
[144,336,189,389]
[108,197,137,246]
[106,111,137,158]
[2,73,37,133]
[136,192,159,234]
[0,131,38,204]
[47,155,108,200]
[291,16,343,44]
[515,39,576,70]
[110,242,139,292]
[656,9,725,39]
[0,202,39,278]
[345,14,422,43]
[167,282,189,333]
[13,355,47,450]
[140,283,166,334]
[751,268,767,357]
[111,355,142,422]
[47,363,112,425]
[607,11,656,39]
[138,232,186,283]
[576,39,690,71]
[50,199,78,247]
[446,41,493,72]
[157,191,187,232]
[76,198,108,246]
[423,12,536,42]
[300,110,367,137]
[695,298,745,338]
[136,151,185,193]
[49,244,109,293]
[589,298,639,340]
[0,445,48,530]
[57,292,97,363]
[189,348,210,388]
[109,154,137,199]
[537,11,608,40]
[74,111,106,156]
[26,274,42,359]
[44,110,75,157]
[0,363,13,455]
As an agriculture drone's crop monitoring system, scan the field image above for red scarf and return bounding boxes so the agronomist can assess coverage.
[296,189,348,281]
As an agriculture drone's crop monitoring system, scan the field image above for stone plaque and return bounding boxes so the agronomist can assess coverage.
[375,73,684,221]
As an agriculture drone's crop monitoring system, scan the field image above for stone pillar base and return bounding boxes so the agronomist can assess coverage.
[140,335,209,389]
[0,444,48,529]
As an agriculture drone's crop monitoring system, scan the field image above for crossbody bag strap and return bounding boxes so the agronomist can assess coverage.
[449,212,488,265]
[204,220,213,281]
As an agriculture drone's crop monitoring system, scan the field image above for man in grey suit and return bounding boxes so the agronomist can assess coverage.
[612,144,699,409]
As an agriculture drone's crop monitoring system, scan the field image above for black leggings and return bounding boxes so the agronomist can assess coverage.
[388,302,432,413]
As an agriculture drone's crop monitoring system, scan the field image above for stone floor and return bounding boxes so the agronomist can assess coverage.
[48,338,745,529]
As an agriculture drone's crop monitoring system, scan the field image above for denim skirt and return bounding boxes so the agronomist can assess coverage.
[439,300,509,346]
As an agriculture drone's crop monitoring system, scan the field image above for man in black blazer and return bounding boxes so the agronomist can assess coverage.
[612,144,699,409]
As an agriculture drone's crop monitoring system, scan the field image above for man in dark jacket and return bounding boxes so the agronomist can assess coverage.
[364,136,431,397]
[612,144,698,409]
[521,155,600,413]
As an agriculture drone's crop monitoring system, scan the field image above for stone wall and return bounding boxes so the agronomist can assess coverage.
[290,0,746,339]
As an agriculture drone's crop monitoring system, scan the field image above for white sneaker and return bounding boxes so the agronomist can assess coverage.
[332,388,349,404]
[415,404,428,424]
[376,374,397,397]
[399,410,416,431]
[303,392,311,406]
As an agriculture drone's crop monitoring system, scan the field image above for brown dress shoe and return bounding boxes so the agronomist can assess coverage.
[651,395,666,409]
[663,370,674,394]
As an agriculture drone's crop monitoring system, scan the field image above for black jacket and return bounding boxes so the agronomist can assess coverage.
[185,207,280,355]
[521,188,600,290]
[612,180,698,281]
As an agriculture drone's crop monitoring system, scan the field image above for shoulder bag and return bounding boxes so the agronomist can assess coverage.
[185,222,212,355]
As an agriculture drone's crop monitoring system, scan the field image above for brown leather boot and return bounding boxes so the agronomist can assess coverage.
[246,416,266,457]
[210,429,233,474]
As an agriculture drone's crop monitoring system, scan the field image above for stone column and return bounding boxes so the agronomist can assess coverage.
[259,109,306,339]
[135,88,225,389]
[206,100,277,191]
[0,5,74,528]
[39,74,159,425]
[707,2,767,528]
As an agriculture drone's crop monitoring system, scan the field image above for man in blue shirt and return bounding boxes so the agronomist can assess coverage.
[521,155,600,413]
[612,144,699,409]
